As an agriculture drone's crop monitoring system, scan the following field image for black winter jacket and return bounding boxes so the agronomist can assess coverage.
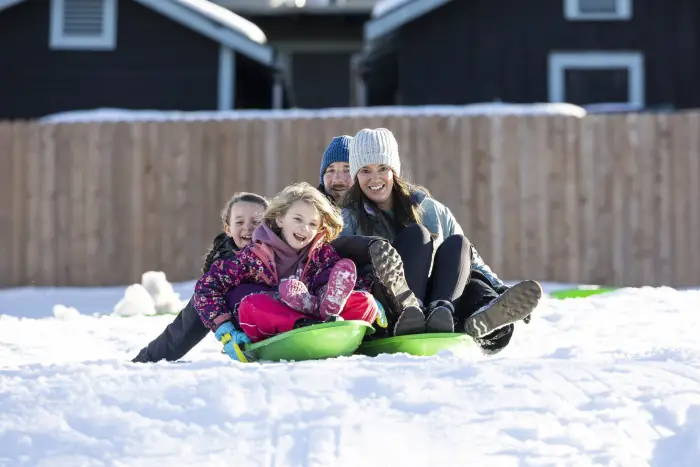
[131,233,238,363]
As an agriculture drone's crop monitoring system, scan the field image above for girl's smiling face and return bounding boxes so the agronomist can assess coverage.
[356,164,394,210]
[224,201,265,248]
[275,200,321,251]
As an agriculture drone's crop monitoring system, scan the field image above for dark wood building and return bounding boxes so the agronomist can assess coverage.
[0,0,282,120]
[359,0,700,110]
[220,0,373,108]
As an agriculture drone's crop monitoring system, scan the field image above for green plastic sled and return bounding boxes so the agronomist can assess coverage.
[241,320,375,363]
[549,287,617,299]
[355,333,475,357]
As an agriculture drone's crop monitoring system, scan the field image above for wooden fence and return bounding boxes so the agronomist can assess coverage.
[1,111,699,288]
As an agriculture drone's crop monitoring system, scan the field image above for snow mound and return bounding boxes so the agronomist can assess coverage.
[1,285,700,464]
[112,284,157,317]
[140,271,185,315]
[51,304,80,321]
[38,102,587,123]
[112,272,185,317]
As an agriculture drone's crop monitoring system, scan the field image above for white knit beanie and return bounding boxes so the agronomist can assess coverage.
[349,128,401,180]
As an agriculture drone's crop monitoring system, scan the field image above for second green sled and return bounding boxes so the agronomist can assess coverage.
[355,332,475,357]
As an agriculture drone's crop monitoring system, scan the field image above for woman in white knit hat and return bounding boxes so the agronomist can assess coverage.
[340,128,542,349]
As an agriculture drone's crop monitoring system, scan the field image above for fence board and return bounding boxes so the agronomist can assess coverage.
[0,124,13,287]
[11,123,29,286]
[1,112,699,288]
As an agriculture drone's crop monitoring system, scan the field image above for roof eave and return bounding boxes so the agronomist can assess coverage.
[134,0,275,66]
[364,0,453,42]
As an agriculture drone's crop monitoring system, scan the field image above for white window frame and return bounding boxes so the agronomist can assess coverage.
[50,0,118,50]
[564,0,632,21]
[548,51,645,107]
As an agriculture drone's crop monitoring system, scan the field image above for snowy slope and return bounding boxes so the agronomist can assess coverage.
[1,281,700,466]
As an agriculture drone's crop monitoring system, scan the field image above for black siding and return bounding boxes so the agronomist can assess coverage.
[384,0,700,109]
[244,13,368,108]
[0,0,273,119]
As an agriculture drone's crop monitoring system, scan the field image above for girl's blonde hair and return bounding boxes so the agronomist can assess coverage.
[264,182,344,241]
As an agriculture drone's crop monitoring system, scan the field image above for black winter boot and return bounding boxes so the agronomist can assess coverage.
[369,240,427,336]
[425,300,455,333]
[464,280,542,339]
[477,324,514,355]
[131,347,151,363]
[369,240,422,311]
[393,306,426,336]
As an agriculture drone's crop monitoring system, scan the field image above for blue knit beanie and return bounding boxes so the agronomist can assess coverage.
[319,135,352,186]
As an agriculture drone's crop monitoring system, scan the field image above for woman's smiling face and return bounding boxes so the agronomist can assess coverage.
[356,164,394,209]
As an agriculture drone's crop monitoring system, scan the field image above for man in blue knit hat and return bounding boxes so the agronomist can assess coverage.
[318,135,353,204]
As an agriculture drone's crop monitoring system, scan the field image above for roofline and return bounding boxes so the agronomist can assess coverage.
[364,0,453,42]
[0,0,23,11]
[133,0,274,65]
[0,0,275,67]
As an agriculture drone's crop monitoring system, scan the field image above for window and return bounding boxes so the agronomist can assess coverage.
[548,51,645,107]
[564,0,632,21]
[50,0,117,50]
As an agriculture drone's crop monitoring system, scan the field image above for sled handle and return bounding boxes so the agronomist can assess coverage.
[232,343,249,363]
[220,343,249,363]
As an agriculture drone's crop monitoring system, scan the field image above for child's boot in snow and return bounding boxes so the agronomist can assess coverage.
[425,300,455,333]
[464,280,542,339]
[318,259,357,320]
[278,279,319,315]
[369,240,422,311]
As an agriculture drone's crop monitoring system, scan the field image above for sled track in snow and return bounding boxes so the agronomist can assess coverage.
[1,286,700,465]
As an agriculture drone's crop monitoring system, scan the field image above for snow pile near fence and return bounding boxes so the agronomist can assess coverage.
[38,102,587,123]
[112,271,185,317]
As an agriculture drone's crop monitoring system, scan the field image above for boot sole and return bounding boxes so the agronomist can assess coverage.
[464,280,542,338]
[319,259,357,318]
[425,306,454,333]
[369,241,421,309]
[394,306,427,336]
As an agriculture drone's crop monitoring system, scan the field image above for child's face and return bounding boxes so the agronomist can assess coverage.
[224,201,265,248]
[357,164,394,208]
[276,200,321,251]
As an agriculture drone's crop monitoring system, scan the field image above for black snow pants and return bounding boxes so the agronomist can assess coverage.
[391,224,471,306]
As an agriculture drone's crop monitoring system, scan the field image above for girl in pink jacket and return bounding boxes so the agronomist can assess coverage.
[194,182,378,352]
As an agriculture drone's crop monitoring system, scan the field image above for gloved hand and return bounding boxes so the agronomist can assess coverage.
[373,298,388,328]
[215,322,252,362]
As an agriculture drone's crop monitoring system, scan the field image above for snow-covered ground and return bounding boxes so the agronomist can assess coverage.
[1,276,700,466]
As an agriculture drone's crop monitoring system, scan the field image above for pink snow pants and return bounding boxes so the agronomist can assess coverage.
[238,291,378,343]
